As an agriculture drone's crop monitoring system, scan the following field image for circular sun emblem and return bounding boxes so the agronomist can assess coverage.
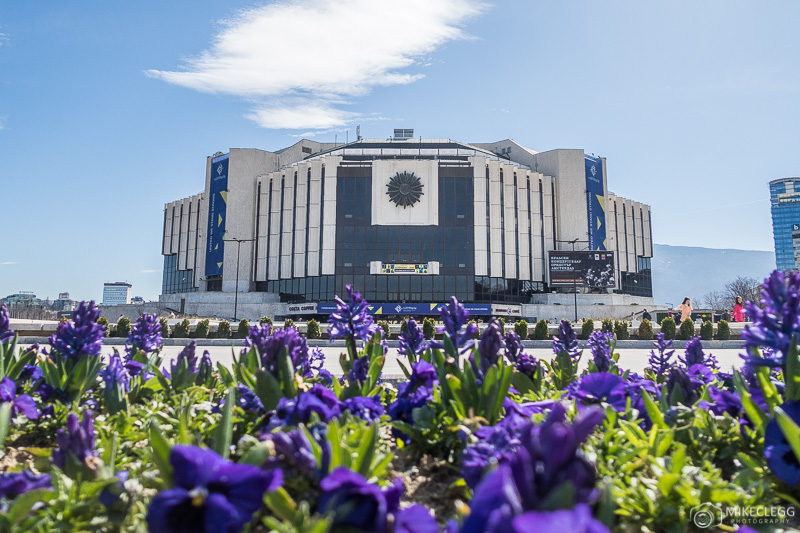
[386,171,424,208]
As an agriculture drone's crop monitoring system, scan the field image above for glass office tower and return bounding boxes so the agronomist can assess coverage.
[770,178,800,271]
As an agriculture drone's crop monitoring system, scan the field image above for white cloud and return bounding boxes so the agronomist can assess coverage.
[139,269,158,274]
[1,261,19,265]
[147,0,484,130]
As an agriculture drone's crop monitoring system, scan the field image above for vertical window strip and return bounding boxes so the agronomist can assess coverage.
[177,204,184,264]
[254,182,261,281]
[291,172,298,276]
[305,168,312,277]
[193,198,200,283]
[278,177,285,279]
[485,166,490,276]
[185,201,192,274]
[527,177,534,281]
[161,208,167,255]
[539,179,545,280]
[551,181,557,249]
[513,173,519,280]
[319,166,326,277]
[266,180,273,281]
[499,168,506,279]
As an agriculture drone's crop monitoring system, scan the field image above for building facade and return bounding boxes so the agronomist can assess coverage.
[770,178,800,271]
[102,282,132,306]
[160,134,653,318]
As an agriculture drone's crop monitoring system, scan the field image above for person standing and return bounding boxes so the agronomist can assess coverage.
[733,296,746,322]
[678,297,693,322]
[721,308,731,322]
[641,308,652,321]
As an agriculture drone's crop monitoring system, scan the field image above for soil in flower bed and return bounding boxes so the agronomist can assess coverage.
[391,452,467,526]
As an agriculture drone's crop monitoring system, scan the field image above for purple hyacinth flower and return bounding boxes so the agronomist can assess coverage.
[687,364,715,386]
[261,427,324,479]
[170,341,198,377]
[49,301,105,360]
[317,467,403,532]
[328,285,375,343]
[100,351,131,393]
[127,314,162,355]
[504,332,523,363]
[244,325,311,377]
[349,355,370,386]
[461,409,529,488]
[647,333,675,376]
[515,352,539,379]
[680,336,718,369]
[567,373,627,412]
[398,319,427,358]
[52,412,96,470]
[0,470,51,499]
[473,319,505,377]
[394,504,440,533]
[235,384,264,412]
[0,376,39,420]
[146,445,282,533]
[552,320,580,360]
[99,470,129,508]
[389,361,438,440]
[764,399,800,485]
[435,296,478,353]
[407,360,438,391]
[511,504,611,533]
[19,363,43,383]
[666,367,700,406]
[587,331,614,373]
[341,395,384,421]
[742,270,800,368]
[0,305,14,344]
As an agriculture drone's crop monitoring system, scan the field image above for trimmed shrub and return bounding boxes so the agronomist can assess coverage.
[717,319,731,341]
[159,317,171,339]
[469,320,481,339]
[400,318,409,334]
[660,317,676,340]
[497,317,506,332]
[237,318,250,338]
[515,319,529,340]
[422,317,436,340]
[260,316,273,326]
[217,320,231,339]
[115,316,131,338]
[679,318,695,340]
[637,318,653,340]
[284,318,295,330]
[601,319,614,334]
[580,319,594,340]
[377,320,390,338]
[306,319,321,339]
[613,320,629,340]
[533,319,549,340]
[173,318,191,339]
[700,320,714,341]
[195,319,210,339]
[97,316,110,337]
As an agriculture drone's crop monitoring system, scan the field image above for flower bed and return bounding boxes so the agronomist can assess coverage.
[0,274,798,532]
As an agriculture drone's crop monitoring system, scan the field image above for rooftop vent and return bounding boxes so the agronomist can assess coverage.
[393,128,414,140]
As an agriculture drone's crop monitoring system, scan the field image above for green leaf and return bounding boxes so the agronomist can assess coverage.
[327,420,341,471]
[785,337,800,402]
[352,422,377,477]
[7,488,55,526]
[148,420,173,486]
[240,442,272,466]
[256,370,283,411]
[277,347,298,399]
[212,387,235,459]
[0,403,11,451]
[217,363,235,388]
[264,487,298,522]
[775,406,800,468]
[6,349,36,381]
[641,391,668,429]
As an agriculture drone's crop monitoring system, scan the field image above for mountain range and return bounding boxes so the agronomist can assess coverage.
[650,244,776,307]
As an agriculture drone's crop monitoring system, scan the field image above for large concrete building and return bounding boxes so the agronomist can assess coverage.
[770,178,800,270]
[160,133,653,320]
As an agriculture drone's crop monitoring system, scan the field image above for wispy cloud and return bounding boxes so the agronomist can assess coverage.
[1,261,19,265]
[147,0,485,130]
[139,269,158,274]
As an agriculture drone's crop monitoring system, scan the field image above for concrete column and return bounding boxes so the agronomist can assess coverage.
[471,157,488,276]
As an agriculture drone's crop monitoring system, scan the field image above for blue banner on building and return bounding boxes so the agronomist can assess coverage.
[317,302,493,316]
[584,155,607,250]
[205,154,229,276]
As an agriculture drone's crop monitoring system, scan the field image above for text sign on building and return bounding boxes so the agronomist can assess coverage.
[584,155,607,251]
[205,153,229,277]
[548,251,615,288]
[287,303,317,314]
[491,304,522,316]
[381,263,428,274]
[316,302,492,316]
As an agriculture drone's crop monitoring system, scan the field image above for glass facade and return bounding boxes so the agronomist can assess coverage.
[162,255,196,295]
[771,179,800,271]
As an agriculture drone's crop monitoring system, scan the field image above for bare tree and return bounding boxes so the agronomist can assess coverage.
[702,290,727,311]
[723,276,762,307]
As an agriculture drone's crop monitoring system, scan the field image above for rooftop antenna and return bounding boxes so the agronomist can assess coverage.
[335,134,337,145]
[346,130,349,144]
[356,125,361,141]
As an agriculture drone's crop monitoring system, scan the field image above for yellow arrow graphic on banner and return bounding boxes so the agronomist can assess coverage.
[217,262,223,269]
[597,216,602,230]
[596,194,605,212]
[220,191,228,204]
[218,214,223,227]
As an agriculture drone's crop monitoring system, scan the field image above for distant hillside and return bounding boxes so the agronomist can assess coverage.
[651,244,775,306]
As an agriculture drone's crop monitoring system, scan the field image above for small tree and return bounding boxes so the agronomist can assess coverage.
[195,318,210,339]
[533,319,549,340]
[716,319,731,340]
[217,320,231,339]
[400,318,409,334]
[497,317,506,332]
[422,317,436,340]
[515,319,529,340]
[173,318,191,339]
[660,317,677,340]
[679,318,695,340]
[700,320,714,341]
[97,316,110,337]
[237,318,250,338]
[613,320,629,340]
[637,318,653,340]
[159,317,171,338]
[377,320,390,338]
[115,315,131,338]
[306,319,321,339]
[601,319,614,334]
[284,318,295,330]
[580,319,594,340]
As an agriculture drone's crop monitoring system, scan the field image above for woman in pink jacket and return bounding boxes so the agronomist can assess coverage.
[732,296,746,322]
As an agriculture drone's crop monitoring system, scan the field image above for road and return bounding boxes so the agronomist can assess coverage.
[20,343,748,377]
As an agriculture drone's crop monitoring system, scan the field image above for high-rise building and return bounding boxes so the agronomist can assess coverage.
[769,178,800,270]
[102,282,132,306]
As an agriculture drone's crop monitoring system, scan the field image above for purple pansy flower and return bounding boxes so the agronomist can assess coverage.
[127,313,162,355]
[341,395,384,421]
[0,470,51,499]
[49,301,105,360]
[317,468,409,532]
[552,320,580,360]
[146,445,282,533]
[567,373,627,412]
[0,376,39,420]
[666,367,701,406]
[461,409,530,488]
[394,504,440,533]
[587,331,614,373]
[511,504,611,533]
[435,297,478,353]
[273,384,341,427]
[764,399,800,485]
[398,318,427,359]
[52,412,96,471]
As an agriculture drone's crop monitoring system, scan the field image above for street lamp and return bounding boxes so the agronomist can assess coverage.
[555,238,588,323]
[222,235,256,321]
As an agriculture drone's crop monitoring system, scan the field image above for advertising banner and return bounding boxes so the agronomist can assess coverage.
[316,302,493,316]
[491,304,522,316]
[549,251,615,287]
[381,263,429,274]
[584,155,607,250]
[205,154,229,276]
[287,303,318,314]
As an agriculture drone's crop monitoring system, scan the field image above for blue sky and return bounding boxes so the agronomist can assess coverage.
[1,1,798,302]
